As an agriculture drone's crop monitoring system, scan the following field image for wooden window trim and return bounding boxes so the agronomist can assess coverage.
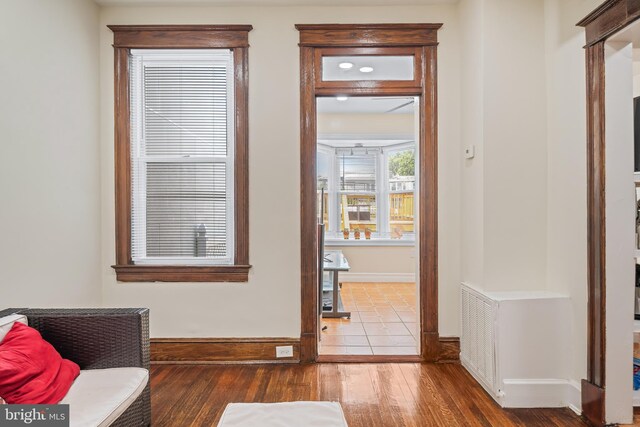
[109,25,252,283]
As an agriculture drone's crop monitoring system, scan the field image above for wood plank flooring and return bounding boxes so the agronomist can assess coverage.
[150,363,592,426]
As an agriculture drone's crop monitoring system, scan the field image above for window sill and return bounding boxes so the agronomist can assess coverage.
[324,238,415,247]
[112,264,251,282]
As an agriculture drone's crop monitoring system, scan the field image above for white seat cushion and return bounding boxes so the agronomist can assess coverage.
[60,367,148,427]
[217,402,348,427]
[0,314,28,343]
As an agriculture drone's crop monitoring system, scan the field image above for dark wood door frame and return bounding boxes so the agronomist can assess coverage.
[296,23,442,363]
[578,2,640,425]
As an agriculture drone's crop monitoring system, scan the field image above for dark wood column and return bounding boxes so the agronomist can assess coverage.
[581,41,607,427]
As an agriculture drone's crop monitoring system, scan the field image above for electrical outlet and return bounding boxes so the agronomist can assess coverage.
[276,345,294,358]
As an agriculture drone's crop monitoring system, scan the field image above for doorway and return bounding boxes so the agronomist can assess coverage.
[578,3,640,425]
[296,24,442,362]
[317,95,420,356]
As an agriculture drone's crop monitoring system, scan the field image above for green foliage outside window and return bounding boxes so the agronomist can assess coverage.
[389,150,415,177]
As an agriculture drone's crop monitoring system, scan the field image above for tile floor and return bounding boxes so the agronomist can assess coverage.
[319,282,419,356]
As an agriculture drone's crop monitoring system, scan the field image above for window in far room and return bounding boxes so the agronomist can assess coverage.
[388,147,415,235]
[316,94,418,245]
[317,135,416,245]
[338,151,378,232]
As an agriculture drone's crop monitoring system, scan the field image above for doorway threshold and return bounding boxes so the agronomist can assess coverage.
[317,355,422,363]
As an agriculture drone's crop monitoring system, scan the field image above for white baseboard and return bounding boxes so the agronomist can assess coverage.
[461,363,583,410]
[500,379,570,408]
[566,380,582,415]
[339,273,415,283]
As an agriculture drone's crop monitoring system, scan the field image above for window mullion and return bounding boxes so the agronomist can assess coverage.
[332,148,338,234]
[332,151,340,234]
[378,150,389,235]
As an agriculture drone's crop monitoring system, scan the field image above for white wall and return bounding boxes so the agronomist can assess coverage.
[634,57,640,97]
[459,0,549,292]
[603,40,635,425]
[325,246,416,278]
[317,113,414,136]
[459,0,603,412]
[99,5,462,338]
[459,0,485,288]
[483,0,549,292]
[0,0,102,307]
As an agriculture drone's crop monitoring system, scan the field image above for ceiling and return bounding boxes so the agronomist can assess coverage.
[95,0,456,6]
[318,138,413,148]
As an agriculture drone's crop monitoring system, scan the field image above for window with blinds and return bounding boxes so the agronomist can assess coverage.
[129,49,234,265]
[337,152,378,233]
[318,144,416,241]
[339,153,377,192]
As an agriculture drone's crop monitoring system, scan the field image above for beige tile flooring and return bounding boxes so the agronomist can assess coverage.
[319,282,419,356]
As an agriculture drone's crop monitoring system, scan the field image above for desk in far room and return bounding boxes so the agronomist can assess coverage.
[322,250,351,319]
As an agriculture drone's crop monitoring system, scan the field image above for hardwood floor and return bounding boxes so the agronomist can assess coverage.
[150,363,589,426]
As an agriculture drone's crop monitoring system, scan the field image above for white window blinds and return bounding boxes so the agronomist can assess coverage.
[339,152,377,192]
[129,49,234,265]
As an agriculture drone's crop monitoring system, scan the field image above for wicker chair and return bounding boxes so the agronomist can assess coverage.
[0,308,151,427]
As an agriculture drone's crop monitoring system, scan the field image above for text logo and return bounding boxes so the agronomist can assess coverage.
[0,405,69,426]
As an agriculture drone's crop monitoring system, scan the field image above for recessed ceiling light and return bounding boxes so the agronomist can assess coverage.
[359,66,374,73]
[336,96,348,101]
[338,62,354,70]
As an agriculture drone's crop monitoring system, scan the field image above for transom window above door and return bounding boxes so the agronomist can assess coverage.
[314,47,423,89]
[322,55,415,81]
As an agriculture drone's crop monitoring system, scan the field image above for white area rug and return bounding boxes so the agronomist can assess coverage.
[217,401,348,427]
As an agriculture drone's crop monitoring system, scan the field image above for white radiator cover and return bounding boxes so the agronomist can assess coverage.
[460,283,576,409]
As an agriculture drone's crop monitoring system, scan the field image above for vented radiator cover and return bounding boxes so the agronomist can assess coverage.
[460,284,496,394]
[460,283,571,408]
